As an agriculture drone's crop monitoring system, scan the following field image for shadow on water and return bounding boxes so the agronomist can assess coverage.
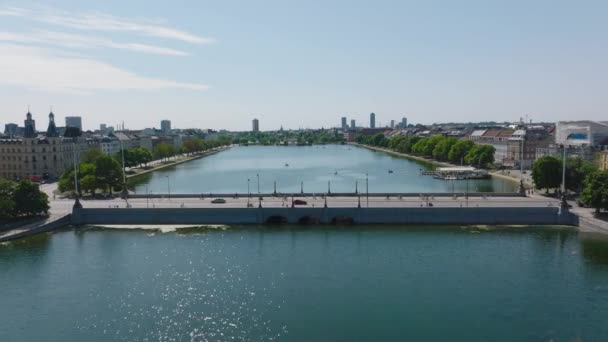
[581,236,608,265]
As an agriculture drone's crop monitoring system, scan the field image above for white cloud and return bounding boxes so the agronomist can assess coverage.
[0,6,215,44]
[0,43,208,94]
[0,31,190,56]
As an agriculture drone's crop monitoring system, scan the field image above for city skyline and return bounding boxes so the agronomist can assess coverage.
[1,1,608,131]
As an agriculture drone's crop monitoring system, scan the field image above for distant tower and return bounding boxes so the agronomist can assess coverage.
[161,120,171,134]
[46,110,58,137]
[252,118,260,132]
[341,117,347,130]
[24,109,36,138]
[350,119,356,130]
[65,116,82,130]
[390,120,395,129]
[401,117,407,128]
[370,113,376,128]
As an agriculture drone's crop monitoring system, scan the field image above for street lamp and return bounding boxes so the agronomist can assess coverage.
[366,173,369,208]
[257,173,260,195]
[165,176,170,199]
[247,178,251,207]
[146,185,149,208]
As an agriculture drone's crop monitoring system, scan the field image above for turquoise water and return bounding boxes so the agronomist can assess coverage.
[2,226,608,341]
[132,145,517,194]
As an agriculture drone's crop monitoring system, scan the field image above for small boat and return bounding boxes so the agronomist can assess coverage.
[285,163,289,167]
[388,170,394,174]
[334,171,338,175]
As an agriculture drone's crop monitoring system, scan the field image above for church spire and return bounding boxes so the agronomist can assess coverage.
[46,108,58,137]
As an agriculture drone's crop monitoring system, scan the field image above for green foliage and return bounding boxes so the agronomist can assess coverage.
[154,143,175,161]
[464,145,495,168]
[234,130,344,146]
[0,179,16,219]
[11,180,49,217]
[581,170,608,213]
[448,140,474,164]
[532,156,562,192]
[565,157,598,193]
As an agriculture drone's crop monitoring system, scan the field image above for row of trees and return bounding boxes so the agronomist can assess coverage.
[531,156,598,193]
[234,131,345,146]
[357,133,495,168]
[0,179,49,220]
[113,147,153,168]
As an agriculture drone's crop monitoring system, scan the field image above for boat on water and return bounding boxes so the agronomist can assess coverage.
[388,170,394,174]
[285,163,289,167]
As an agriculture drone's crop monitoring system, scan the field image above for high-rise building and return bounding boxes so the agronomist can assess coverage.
[4,123,18,136]
[350,119,356,129]
[100,124,107,134]
[341,117,347,130]
[65,116,82,130]
[370,113,376,128]
[252,118,260,132]
[161,120,172,134]
[401,117,407,128]
[390,120,395,128]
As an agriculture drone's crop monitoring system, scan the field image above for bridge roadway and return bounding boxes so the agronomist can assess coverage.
[70,194,563,209]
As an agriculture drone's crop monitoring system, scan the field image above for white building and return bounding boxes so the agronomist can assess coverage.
[555,121,608,147]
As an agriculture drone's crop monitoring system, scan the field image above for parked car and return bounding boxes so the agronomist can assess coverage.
[293,199,307,205]
[211,198,226,204]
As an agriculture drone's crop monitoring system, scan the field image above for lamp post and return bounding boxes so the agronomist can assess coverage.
[257,173,260,195]
[119,138,127,198]
[300,181,303,194]
[146,185,149,208]
[366,173,369,208]
[165,176,170,200]
[561,144,568,209]
[355,180,358,194]
[247,178,251,207]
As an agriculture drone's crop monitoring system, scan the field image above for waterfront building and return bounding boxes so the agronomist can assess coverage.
[370,113,376,128]
[468,128,514,164]
[555,121,608,147]
[100,136,121,156]
[351,119,356,130]
[161,120,172,134]
[65,116,82,130]
[0,111,100,180]
[505,128,551,169]
[252,118,260,132]
[341,117,347,130]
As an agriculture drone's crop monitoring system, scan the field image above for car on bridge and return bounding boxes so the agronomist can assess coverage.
[211,198,226,204]
[293,199,307,205]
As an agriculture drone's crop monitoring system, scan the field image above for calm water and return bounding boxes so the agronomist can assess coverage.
[132,145,517,194]
[2,227,608,341]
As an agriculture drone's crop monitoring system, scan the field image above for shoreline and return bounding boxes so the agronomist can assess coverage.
[350,142,523,187]
[127,145,232,179]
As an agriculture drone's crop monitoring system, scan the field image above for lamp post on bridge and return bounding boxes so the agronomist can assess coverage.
[165,176,171,200]
[355,180,358,194]
[247,178,251,207]
[366,173,369,208]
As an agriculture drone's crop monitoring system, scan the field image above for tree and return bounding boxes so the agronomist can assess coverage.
[581,170,608,213]
[448,140,474,164]
[13,180,49,217]
[433,137,458,161]
[0,179,16,220]
[532,156,562,192]
[95,155,123,194]
[464,144,495,168]
[154,143,175,161]
[565,157,597,193]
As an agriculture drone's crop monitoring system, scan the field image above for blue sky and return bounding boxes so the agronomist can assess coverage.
[0,0,607,131]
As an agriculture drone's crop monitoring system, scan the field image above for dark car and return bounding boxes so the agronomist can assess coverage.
[293,199,307,205]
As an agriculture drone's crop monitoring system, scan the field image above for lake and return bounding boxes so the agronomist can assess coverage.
[131,145,517,194]
[1,226,608,341]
